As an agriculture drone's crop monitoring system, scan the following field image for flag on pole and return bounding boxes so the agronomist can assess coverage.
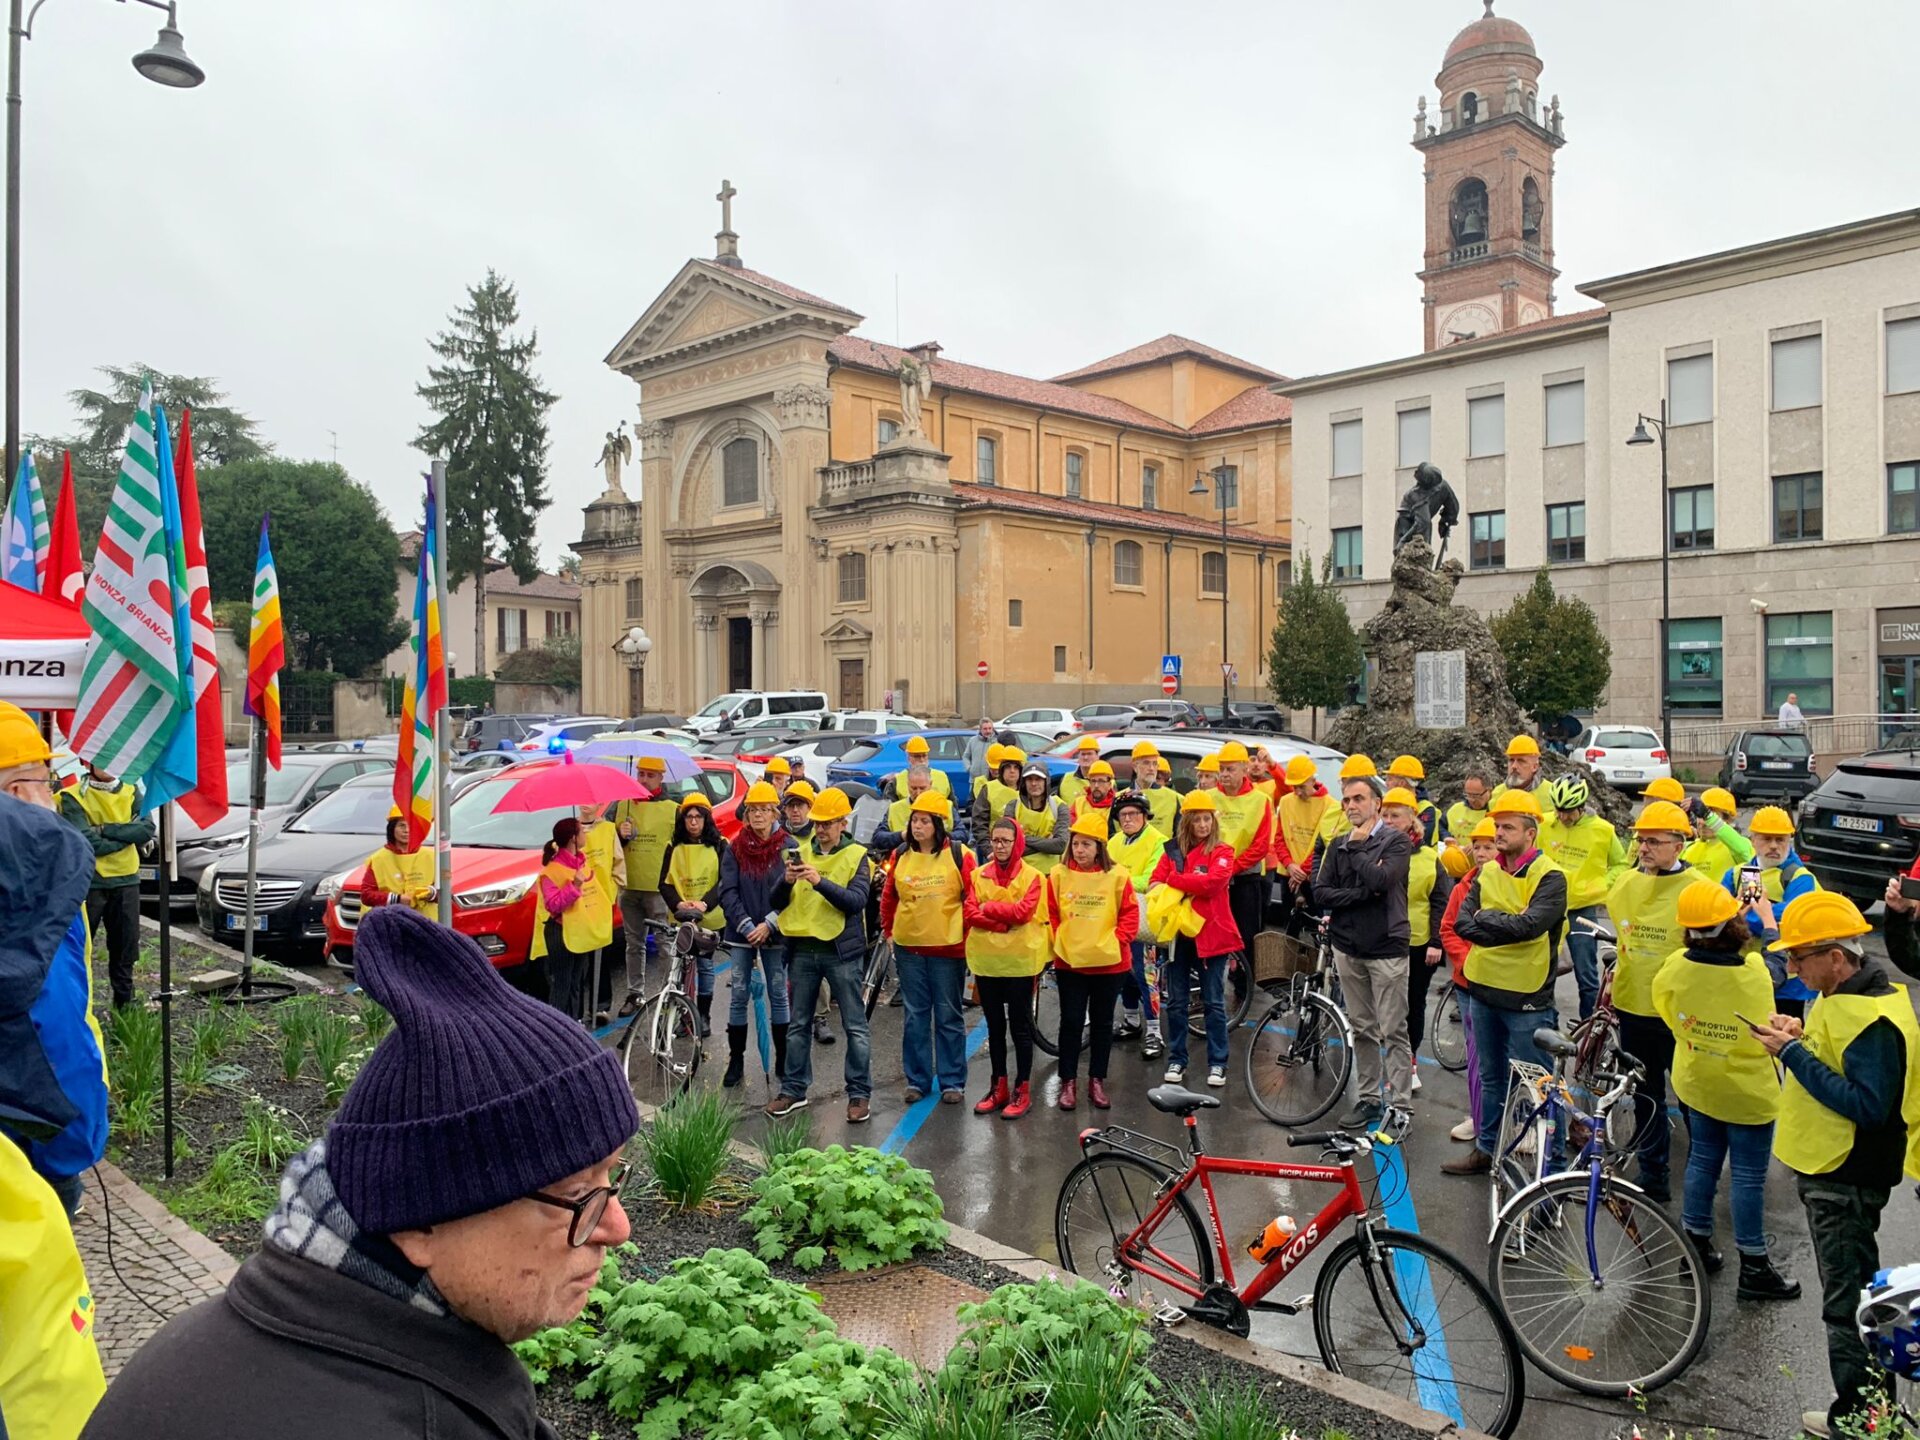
[393,475,447,853]
[244,515,284,770]
[2,451,50,592]
[139,404,200,811]
[70,383,195,803]
[173,411,229,828]
[45,452,84,607]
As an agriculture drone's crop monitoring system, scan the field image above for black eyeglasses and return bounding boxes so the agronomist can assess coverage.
[525,1161,629,1247]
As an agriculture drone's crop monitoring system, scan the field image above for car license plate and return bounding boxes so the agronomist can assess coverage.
[1832,815,1883,834]
[1761,761,1793,770]
[1614,770,1643,780]
[223,913,272,932]
[138,866,157,882]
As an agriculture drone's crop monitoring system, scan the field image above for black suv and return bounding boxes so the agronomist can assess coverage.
[1795,751,1920,905]
[1719,728,1818,804]
[1199,701,1288,732]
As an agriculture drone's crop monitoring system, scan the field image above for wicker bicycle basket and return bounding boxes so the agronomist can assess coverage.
[1253,929,1320,986]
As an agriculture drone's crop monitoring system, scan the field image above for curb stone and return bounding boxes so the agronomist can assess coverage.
[136,913,332,993]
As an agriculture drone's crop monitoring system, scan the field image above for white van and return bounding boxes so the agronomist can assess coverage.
[684,690,831,735]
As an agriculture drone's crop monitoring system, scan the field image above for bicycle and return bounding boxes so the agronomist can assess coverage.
[1055,1087,1526,1438]
[1563,917,1624,1100]
[1484,1028,1710,1397]
[1240,914,1355,1126]
[1029,965,1088,1059]
[1169,946,1256,1038]
[1427,980,1470,1072]
[859,936,895,1020]
[612,918,705,1105]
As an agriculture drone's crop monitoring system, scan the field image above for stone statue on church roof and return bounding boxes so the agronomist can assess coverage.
[594,422,631,496]
[897,356,933,439]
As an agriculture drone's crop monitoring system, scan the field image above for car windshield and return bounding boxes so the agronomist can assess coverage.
[286,782,391,835]
[445,766,715,849]
[233,759,322,808]
[1745,733,1811,757]
[1595,730,1658,748]
[695,694,747,719]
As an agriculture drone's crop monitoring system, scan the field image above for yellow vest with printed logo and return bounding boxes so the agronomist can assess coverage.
[75,781,140,880]
[614,795,675,892]
[541,854,613,954]
[367,846,437,915]
[1464,855,1562,994]
[1011,799,1064,873]
[1541,814,1623,911]
[1213,784,1272,863]
[1775,986,1920,1180]
[1446,801,1489,845]
[1279,790,1331,865]
[1651,948,1783,1126]
[1407,845,1440,949]
[890,846,966,950]
[779,836,869,943]
[1048,864,1128,970]
[666,842,726,931]
[1605,866,1707,1016]
[966,862,1050,977]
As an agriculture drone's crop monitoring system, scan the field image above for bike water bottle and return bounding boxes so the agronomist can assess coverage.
[1249,1214,1298,1263]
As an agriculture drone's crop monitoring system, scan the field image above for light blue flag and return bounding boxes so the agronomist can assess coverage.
[139,404,200,812]
[2,451,48,591]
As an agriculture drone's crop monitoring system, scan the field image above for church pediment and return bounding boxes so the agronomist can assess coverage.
[821,618,871,643]
[605,259,863,374]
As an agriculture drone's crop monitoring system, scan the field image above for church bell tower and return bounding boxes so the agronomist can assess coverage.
[1413,2,1566,351]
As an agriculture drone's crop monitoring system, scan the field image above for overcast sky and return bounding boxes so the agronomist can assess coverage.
[16,1,1918,571]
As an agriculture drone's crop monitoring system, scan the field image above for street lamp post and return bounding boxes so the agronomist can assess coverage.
[1626,401,1671,756]
[616,624,653,717]
[1189,463,1234,709]
[6,0,203,483]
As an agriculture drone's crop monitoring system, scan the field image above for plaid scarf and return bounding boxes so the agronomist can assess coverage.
[263,1138,447,1316]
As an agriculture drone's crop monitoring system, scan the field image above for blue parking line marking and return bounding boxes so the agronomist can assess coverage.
[879,1018,989,1155]
[1373,1140,1464,1425]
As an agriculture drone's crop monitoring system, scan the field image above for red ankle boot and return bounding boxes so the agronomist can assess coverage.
[1057,1079,1078,1110]
[1001,1082,1032,1120]
[1089,1077,1111,1110]
[973,1077,1010,1115]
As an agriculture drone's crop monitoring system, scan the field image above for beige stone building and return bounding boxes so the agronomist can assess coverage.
[382,531,580,682]
[576,220,1293,721]
[1286,7,1920,750]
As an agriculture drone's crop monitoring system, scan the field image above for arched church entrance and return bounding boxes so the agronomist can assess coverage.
[688,561,781,699]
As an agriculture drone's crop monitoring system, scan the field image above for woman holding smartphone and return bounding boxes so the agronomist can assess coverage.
[1045,811,1140,1111]
[718,781,791,1088]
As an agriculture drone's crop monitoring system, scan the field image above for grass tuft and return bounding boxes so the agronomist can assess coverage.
[640,1089,740,1212]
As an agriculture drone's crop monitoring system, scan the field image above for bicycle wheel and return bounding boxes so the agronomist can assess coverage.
[1489,1083,1547,1236]
[1242,986,1353,1127]
[1055,1152,1215,1307]
[1030,969,1086,1059]
[1314,1227,1526,1439]
[860,940,893,1020]
[1429,982,1469,1072]
[1487,1170,1709,1396]
[1182,952,1257,1037]
[627,993,700,1106]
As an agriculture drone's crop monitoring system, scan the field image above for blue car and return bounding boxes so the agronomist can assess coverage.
[824,729,979,795]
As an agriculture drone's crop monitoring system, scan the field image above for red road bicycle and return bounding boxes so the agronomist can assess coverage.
[1055,1085,1526,1438]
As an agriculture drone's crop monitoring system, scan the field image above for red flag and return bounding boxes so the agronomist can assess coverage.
[173,411,230,828]
[45,452,83,607]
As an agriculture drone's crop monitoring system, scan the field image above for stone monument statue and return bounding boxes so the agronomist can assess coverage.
[1548,95,1564,136]
[594,422,632,495]
[897,356,933,440]
[1413,95,1430,140]
[1393,461,1461,560]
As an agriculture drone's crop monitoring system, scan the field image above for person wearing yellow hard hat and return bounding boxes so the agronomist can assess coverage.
[1640,775,1687,810]
[1649,881,1802,1302]
[1749,890,1920,1435]
[1067,759,1118,841]
[1590,800,1718,1200]
[1490,734,1544,802]
[1437,816,1502,1144]
[612,753,675,986]
[971,747,1025,847]
[885,733,952,804]
[1107,791,1167,1060]
[881,789,975,1107]
[1275,755,1331,925]
[1445,765,1495,851]
[965,815,1052,1121]
[360,808,438,919]
[1045,809,1141,1112]
[1677,785,1754,896]
[1539,774,1628,1022]
[873,763,939,855]
[719,778,795,1089]
[1193,752,1220,791]
[1442,788,1570,1176]
[1385,755,1443,850]
[1006,763,1068,874]
[1150,788,1244,1088]
[1212,742,1274,1002]
[1315,754,1377,851]
[766,787,877,1125]
[1059,735,1102,809]
[57,756,156,1010]
[1724,804,1821,1017]
[761,753,795,800]
[1381,787,1452,1097]
[1126,740,1178,840]
[661,792,727,1038]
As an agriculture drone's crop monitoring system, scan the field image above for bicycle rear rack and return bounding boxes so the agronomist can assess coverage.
[1079,1123,1189,1174]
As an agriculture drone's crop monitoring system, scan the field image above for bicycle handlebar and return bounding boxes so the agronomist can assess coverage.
[1571,917,1617,943]
[1287,1131,1338,1148]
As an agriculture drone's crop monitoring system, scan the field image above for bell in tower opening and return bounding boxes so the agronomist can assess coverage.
[1521,176,1543,238]
[1451,179,1489,246]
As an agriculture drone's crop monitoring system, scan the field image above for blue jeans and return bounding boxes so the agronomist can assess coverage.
[1469,994,1560,1156]
[1121,939,1159,1019]
[1565,905,1605,1021]
[726,942,790,1026]
[1681,1107,1774,1254]
[897,948,968,1093]
[1164,941,1229,1071]
[781,945,871,1101]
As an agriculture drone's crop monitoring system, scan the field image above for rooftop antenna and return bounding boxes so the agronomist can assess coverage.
[328,429,338,465]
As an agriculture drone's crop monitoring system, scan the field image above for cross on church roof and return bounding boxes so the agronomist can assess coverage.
[714,178,741,267]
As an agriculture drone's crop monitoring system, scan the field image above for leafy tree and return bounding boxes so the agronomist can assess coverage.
[415,271,558,679]
[495,632,581,687]
[1490,566,1612,728]
[197,459,408,676]
[1266,548,1365,741]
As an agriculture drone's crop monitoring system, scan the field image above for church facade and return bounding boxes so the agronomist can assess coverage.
[575,211,1293,722]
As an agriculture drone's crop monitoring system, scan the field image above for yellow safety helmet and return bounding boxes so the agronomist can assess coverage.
[1439,843,1473,879]
[387,804,404,820]
[1284,755,1317,786]
[0,701,50,768]
[1387,754,1426,781]
[1642,776,1686,805]
[1700,786,1737,817]
[809,787,853,823]
[1179,789,1219,814]
[1338,754,1377,779]
[1087,760,1115,778]
[909,790,953,822]
[904,734,930,757]
[783,779,817,805]
[1489,789,1543,819]
[1634,800,1692,835]
[744,780,781,806]
[1748,805,1796,837]
[1381,787,1419,810]
[635,753,666,772]
[1196,754,1221,774]
[679,791,713,811]
[1216,741,1250,764]
[1075,735,1101,754]
[1506,734,1541,758]
[1676,880,1740,930]
[1130,740,1162,760]
[1768,891,1872,953]
[984,743,1007,768]
[1470,817,1497,841]
[762,755,791,776]
[1068,810,1111,841]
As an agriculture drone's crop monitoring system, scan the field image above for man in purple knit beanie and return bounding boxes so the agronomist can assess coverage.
[83,905,639,1440]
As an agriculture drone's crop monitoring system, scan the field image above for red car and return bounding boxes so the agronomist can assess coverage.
[323,756,746,974]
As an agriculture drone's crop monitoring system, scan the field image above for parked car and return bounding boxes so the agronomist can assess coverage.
[757,731,882,788]
[613,712,688,732]
[1075,703,1142,729]
[1570,724,1671,794]
[819,709,926,735]
[451,749,534,775]
[1796,752,1920,905]
[142,750,389,908]
[515,717,623,753]
[1719,727,1819,804]
[1197,701,1287,732]
[1028,729,1345,797]
[683,690,830,736]
[694,724,817,762]
[997,707,1084,740]
[826,729,978,793]
[460,713,551,753]
[1133,699,1210,729]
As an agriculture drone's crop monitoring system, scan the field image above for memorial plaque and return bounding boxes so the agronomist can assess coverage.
[1414,650,1467,729]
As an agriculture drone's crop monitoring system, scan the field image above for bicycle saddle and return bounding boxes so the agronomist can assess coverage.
[1147,1085,1222,1116]
[1533,1029,1578,1057]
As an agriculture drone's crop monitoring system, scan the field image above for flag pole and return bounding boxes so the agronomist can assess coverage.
[239,711,263,996]
[158,801,177,1179]
[432,458,452,926]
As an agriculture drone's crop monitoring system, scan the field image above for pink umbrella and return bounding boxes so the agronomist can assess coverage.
[490,752,647,813]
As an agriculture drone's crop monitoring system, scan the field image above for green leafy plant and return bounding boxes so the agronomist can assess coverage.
[275,996,319,1082]
[237,1098,303,1172]
[745,1145,947,1272]
[1181,1383,1285,1440]
[1490,567,1612,727]
[639,1088,738,1212]
[171,1140,278,1230]
[355,992,393,1045]
[308,1012,357,1102]
[177,1040,210,1096]
[107,1003,163,1133]
[760,1107,814,1171]
[874,1366,1034,1440]
[1020,1333,1162,1437]
[711,1336,915,1440]
[1265,546,1365,741]
[191,1000,240,1064]
[946,1277,1147,1384]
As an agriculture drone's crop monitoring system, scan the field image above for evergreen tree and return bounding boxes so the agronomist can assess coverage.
[1266,548,1365,740]
[415,271,558,676]
[1490,566,1612,729]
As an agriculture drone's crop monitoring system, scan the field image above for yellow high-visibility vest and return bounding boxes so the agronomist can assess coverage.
[614,795,674,892]
[1605,866,1708,1017]
[665,842,726,931]
[367,846,437,914]
[1541,814,1624,911]
[1279,790,1331,864]
[1775,986,1920,1180]
[1069,796,1114,840]
[0,1135,104,1440]
[1137,785,1179,839]
[1464,856,1562,993]
[779,836,869,943]
[966,862,1050,977]
[541,854,612,953]
[1651,948,1782,1126]
[889,846,966,950]
[1446,800,1489,843]
[1213,783,1272,862]
[1407,845,1440,949]
[1012,800,1064,873]
[1048,865,1129,970]
[74,780,140,880]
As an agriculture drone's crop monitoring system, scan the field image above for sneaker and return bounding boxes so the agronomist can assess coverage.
[1449,1115,1478,1143]
[940,1088,964,1105]
[1338,1101,1383,1129]
[814,1016,837,1045]
[1206,1066,1227,1088]
[904,1087,925,1105]
[1142,1031,1166,1061]
[1163,1064,1186,1083]
[1441,1148,1493,1177]
[764,1094,809,1118]
[846,1098,872,1124]
[1410,1069,1423,1093]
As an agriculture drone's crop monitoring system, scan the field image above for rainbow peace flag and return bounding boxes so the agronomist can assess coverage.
[244,515,285,768]
[393,477,447,853]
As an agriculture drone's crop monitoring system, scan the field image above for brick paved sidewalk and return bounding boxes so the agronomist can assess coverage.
[72,1161,240,1378]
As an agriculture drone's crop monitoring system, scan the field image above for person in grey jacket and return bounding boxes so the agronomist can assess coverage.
[963,717,997,781]
[82,905,639,1440]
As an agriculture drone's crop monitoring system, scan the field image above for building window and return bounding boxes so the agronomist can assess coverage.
[1544,380,1584,447]
[976,435,998,484]
[877,416,900,446]
[1467,395,1505,458]
[1667,353,1713,426]
[1064,451,1084,498]
[497,607,526,655]
[1331,527,1363,581]
[1545,501,1586,563]
[1053,645,1067,674]
[722,436,758,507]
[623,578,643,620]
[1141,464,1158,510]
[1397,407,1430,468]
[1331,419,1363,477]
[1773,472,1823,542]
[544,609,572,638]
[1209,465,1240,510]
[1469,510,1506,569]
[1113,539,1143,588]
[1666,617,1724,717]
[1008,599,1023,627]
[1200,551,1226,596]
[1670,485,1715,551]
[1891,462,1920,534]
[1766,612,1834,716]
[1890,318,1920,395]
[1771,335,1822,411]
[836,551,867,604]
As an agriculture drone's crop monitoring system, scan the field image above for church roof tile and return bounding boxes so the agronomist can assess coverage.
[1190,388,1294,435]
[1051,334,1285,384]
